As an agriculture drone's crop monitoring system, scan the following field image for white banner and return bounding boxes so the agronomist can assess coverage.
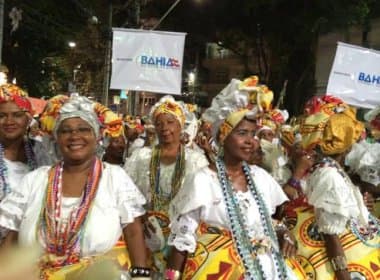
[326,42,380,109]
[110,28,186,95]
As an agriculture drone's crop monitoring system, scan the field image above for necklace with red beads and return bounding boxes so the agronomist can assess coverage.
[38,157,102,268]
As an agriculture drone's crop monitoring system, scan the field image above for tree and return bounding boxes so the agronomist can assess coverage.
[151,0,379,115]
[216,0,379,115]
[2,1,90,97]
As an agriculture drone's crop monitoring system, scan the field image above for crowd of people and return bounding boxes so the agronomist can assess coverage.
[0,76,379,280]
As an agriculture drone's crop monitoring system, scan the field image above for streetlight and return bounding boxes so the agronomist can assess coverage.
[67,42,77,93]
[188,71,196,104]
[68,41,76,48]
[152,0,202,30]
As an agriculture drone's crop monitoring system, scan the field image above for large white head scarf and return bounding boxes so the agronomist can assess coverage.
[53,94,100,138]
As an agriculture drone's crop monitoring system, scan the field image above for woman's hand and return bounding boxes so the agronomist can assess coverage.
[141,214,156,239]
[283,184,300,200]
[278,230,297,258]
[195,133,213,154]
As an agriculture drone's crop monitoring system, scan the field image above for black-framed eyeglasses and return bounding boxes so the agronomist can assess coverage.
[57,126,93,136]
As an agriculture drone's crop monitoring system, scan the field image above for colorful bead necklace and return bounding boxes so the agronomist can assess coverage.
[38,157,102,267]
[149,144,185,212]
[215,158,288,280]
[0,140,37,200]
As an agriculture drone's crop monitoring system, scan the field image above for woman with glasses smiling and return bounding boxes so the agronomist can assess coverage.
[0,94,152,279]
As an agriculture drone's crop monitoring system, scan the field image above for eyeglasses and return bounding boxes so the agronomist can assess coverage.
[57,126,93,136]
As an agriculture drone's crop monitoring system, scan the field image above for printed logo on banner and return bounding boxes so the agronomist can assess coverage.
[358,72,380,86]
[110,28,186,94]
[139,55,181,69]
[327,42,380,108]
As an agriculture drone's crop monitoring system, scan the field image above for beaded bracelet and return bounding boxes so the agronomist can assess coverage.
[286,177,302,191]
[164,268,181,280]
[129,266,151,278]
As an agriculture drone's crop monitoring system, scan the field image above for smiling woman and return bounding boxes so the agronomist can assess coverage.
[0,94,152,280]
[166,78,304,280]
[0,84,39,242]
[55,118,97,168]
[124,95,208,278]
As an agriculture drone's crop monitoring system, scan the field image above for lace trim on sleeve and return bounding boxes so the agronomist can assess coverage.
[167,209,200,253]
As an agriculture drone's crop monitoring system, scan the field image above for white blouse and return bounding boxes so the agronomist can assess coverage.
[168,165,291,280]
[0,163,146,257]
[0,159,31,239]
[306,164,369,235]
[0,159,30,201]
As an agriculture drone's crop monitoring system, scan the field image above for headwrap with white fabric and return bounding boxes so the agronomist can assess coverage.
[40,94,123,139]
[183,104,199,146]
[53,95,100,138]
[150,95,186,128]
[202,78,260,145]
[39,94,123,161]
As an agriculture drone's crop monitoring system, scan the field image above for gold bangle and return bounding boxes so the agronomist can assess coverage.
[330,255,348,271]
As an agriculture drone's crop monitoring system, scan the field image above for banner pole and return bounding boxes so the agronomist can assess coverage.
[151,0,182,30]
[102,1,113,106]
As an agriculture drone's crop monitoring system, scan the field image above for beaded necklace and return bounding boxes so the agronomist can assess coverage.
[309,157,380,248]
[0,140,37,200]
[149,144,185,212]
[215,158,288,280]
[38,157,102,267]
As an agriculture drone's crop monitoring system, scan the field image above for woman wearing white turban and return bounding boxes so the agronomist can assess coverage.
[0,94,151,279]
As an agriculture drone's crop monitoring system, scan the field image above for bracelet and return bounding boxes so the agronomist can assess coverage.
[330,256,348,271]
[286,177,302,191]
[165,268,181,280]
[130,266,151,278]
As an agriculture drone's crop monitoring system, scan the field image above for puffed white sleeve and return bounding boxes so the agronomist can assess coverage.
[109,165,147,227]
[167,209,201,253]
[124,147,151,198]
[123,148,142,185]
[184,148,209,175]
[0,168,41,231]
[168,168,212,253]
[306,166,367,235]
